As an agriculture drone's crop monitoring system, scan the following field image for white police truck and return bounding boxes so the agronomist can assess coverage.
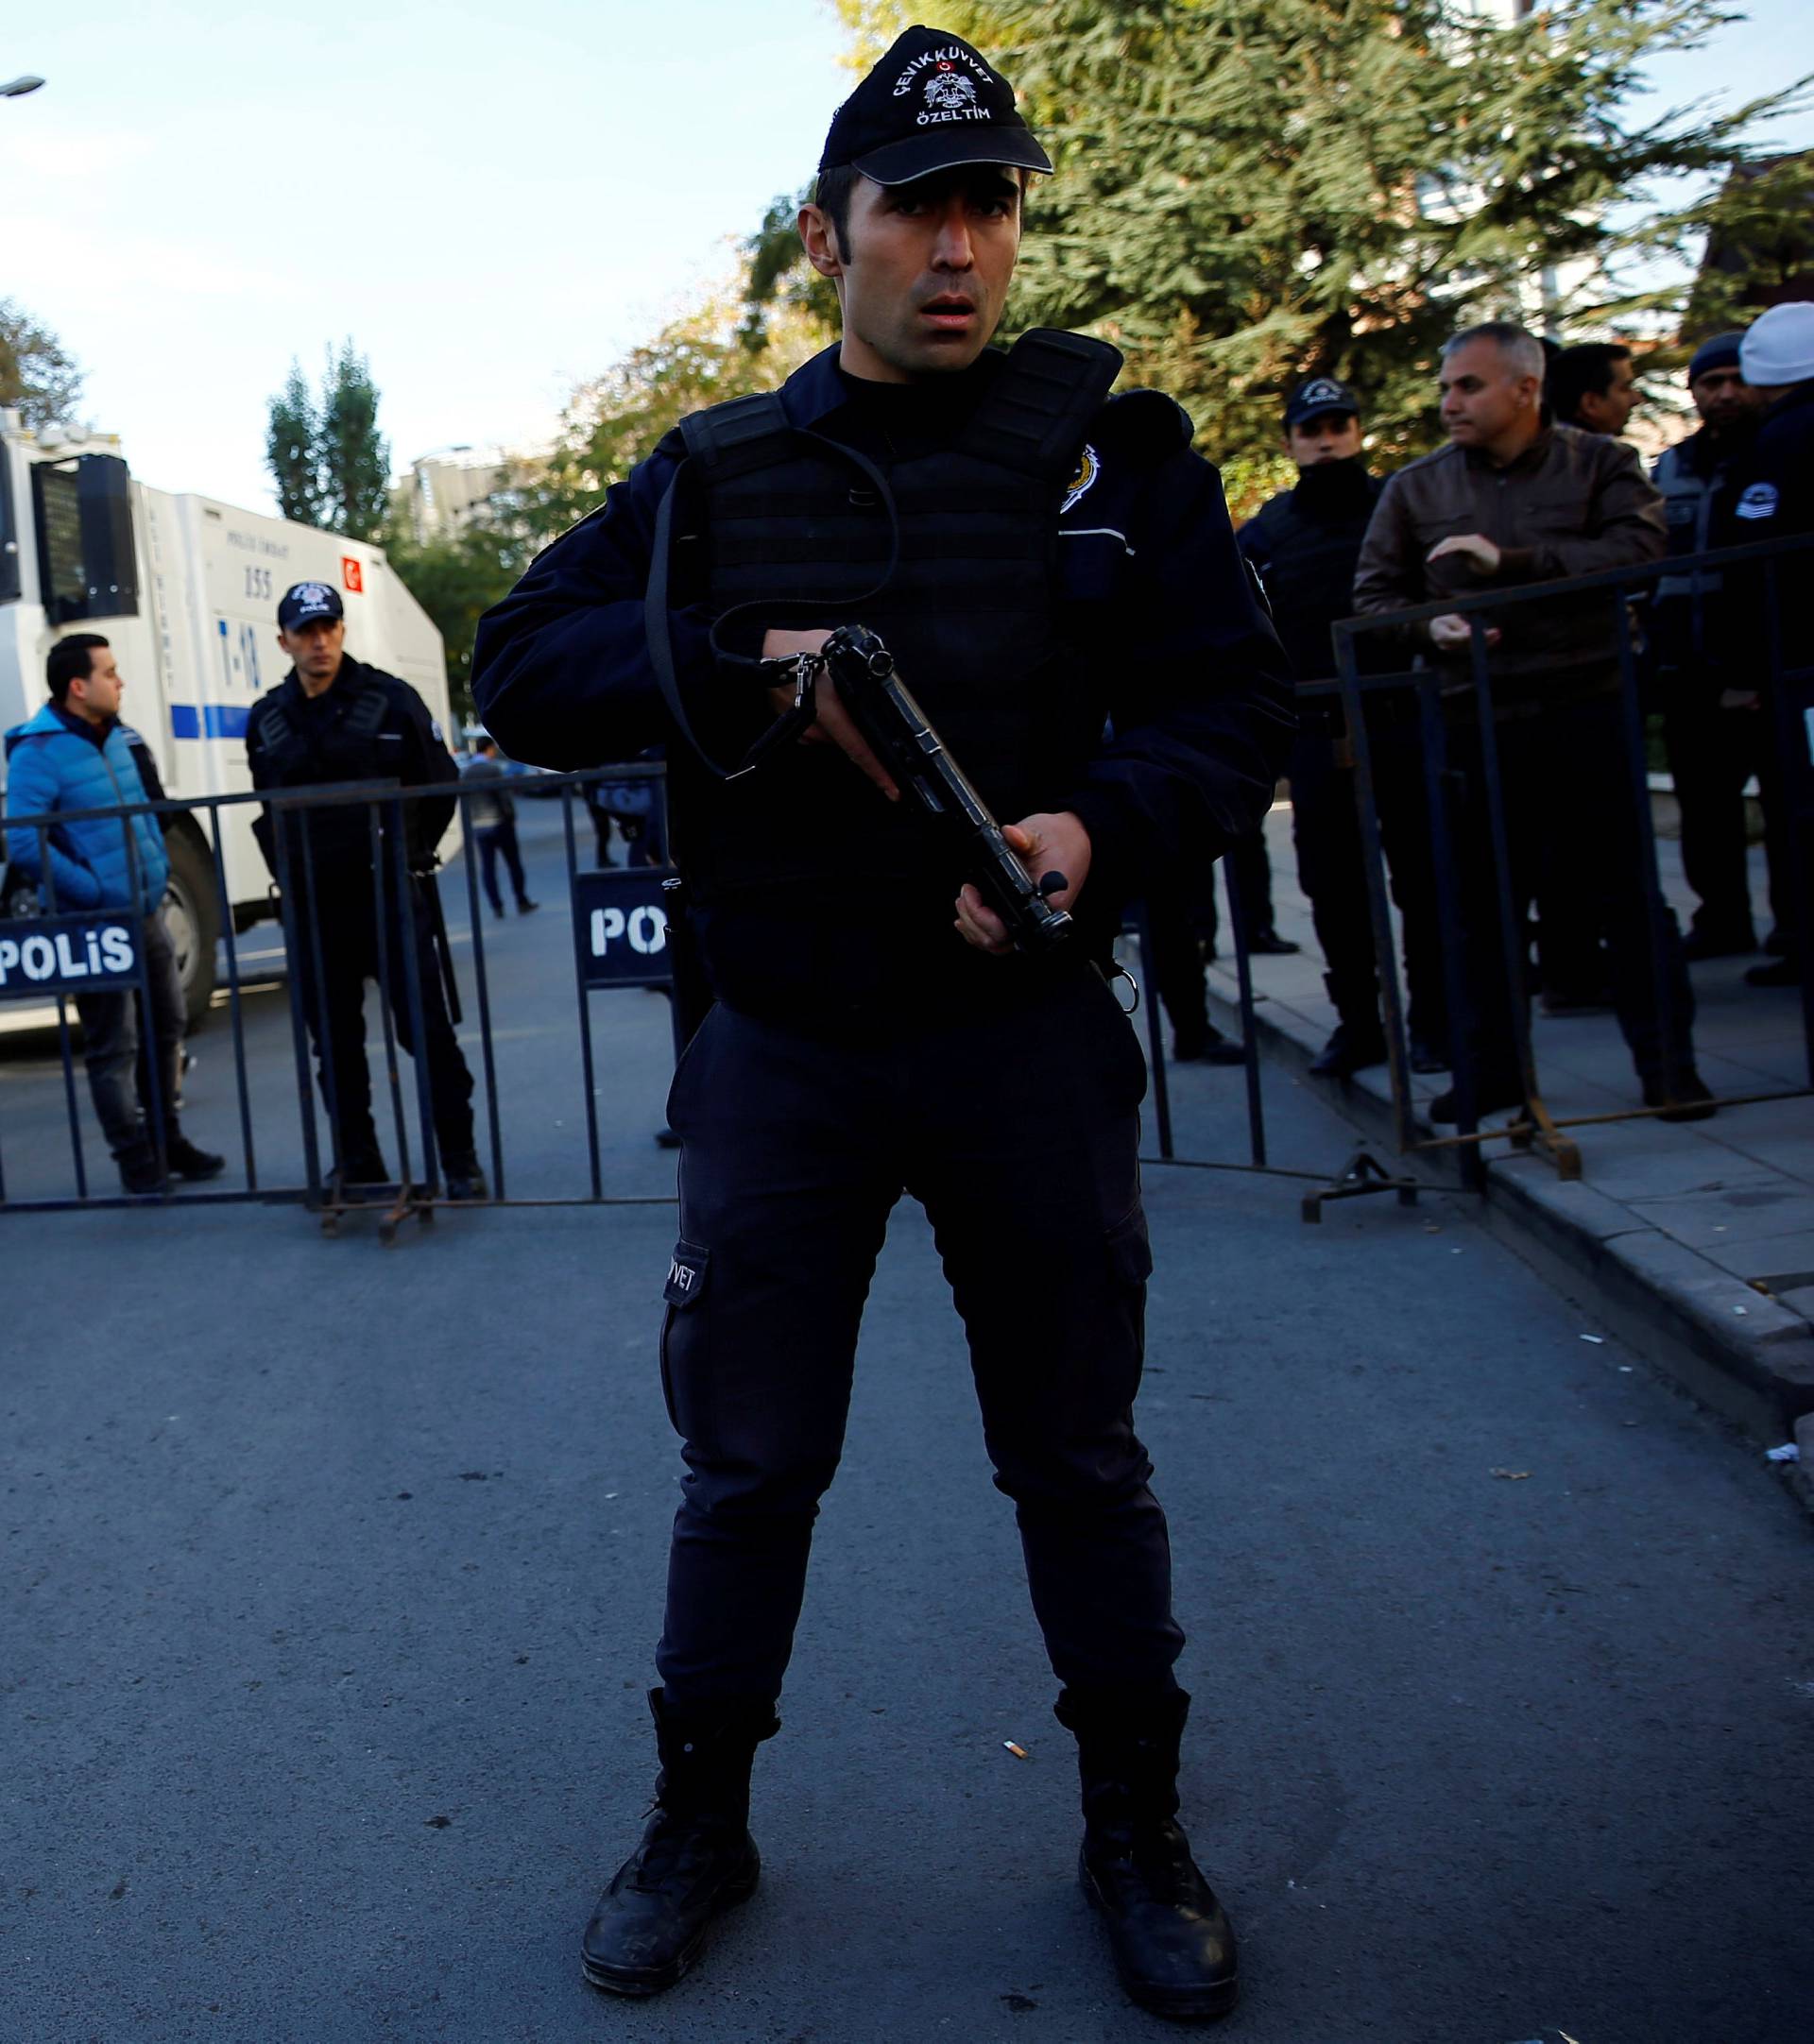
[0,408,452,1020]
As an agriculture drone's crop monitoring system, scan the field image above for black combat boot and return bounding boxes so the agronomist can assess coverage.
[1054,1685,1238,2021]
[1309,1020,1387,1078]
[165,1133,226,1181]
[1308,977,1385,1079]
[580,1688,779,1998]
[439,1150,489,1201]
[334,1121,388,1191]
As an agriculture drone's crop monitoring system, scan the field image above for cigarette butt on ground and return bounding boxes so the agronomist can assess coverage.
[1003,1741,1030,1760]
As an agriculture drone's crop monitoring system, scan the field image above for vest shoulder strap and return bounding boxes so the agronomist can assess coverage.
[341,684,389,740]
[254,702,296,754]
[678,391,796,482]
[962,329,1122,485]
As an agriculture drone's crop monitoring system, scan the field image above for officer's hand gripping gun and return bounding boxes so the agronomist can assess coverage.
[764,624,1074,954]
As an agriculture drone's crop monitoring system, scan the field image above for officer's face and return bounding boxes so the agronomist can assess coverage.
[803,167,1023,383]
[278,616,346,684]
[1439,338,1540,451]
[1690,365,1761,430]
[1287,414,1361,468]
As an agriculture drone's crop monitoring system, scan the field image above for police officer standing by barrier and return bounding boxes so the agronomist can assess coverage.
[1722,302,1814,990]
[474,25,1292,2018]
[1650,333,1777,962]
[246,582,486,1198]
[1238,378,1448,1077]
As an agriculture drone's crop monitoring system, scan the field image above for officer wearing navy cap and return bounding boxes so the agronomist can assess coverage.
[1725,302,1814,986]
[1650,335,1779,963]
[475,24,1292,2015]
[1238,377,1449,1077]
[246,580,486,1198]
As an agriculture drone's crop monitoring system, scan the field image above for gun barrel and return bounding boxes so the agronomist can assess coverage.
[821,625,1072,953]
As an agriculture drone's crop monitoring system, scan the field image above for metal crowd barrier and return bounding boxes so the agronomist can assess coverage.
[1325,529,1814,1188]
[3,750,1378,1231]
[0,766,686,1231]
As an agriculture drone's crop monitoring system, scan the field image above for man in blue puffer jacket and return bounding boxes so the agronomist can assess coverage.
[4,633,223,1193]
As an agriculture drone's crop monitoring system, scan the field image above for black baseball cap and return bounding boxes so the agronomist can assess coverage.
[1284,376,1360,428]
[278,580,344,630]
[817,25,1052,187]
[1686,332,1743,385]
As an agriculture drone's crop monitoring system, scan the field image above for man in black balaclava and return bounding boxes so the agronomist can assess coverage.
[1239,380,1447,1076]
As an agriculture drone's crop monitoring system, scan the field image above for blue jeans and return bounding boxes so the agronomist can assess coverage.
[476,820,528,912]
[73,910,185,1159]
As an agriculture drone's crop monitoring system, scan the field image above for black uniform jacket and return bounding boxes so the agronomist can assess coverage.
[1236,460,1384,685]
[1718,379,1814,674]
[244,656,458,880]
[472,343,1292,1007]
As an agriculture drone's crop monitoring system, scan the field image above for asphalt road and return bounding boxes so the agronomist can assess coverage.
[3,808,1811,2044]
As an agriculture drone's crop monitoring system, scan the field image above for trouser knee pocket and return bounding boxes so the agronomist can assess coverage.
[659,1238,712,1442]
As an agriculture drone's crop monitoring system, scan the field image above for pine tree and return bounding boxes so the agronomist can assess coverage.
[264,343,389,537]
[265,360,324,526]
[812,0,1809,473]
[319,342,389,541]
[0,299,84,433]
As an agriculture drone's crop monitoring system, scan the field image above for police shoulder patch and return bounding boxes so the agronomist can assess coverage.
[1061,443,1100,514]
[1735,480,1780,521]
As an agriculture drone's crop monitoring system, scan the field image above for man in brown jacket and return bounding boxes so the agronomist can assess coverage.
[1353,319,1709,1122]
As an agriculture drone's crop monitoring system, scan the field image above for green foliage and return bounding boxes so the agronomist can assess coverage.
[383,524,532,725]
[265,360,325,526]
[1217,449,1297,525]
[0,298,83,432]
[265,342,391,538]
[1682,150,1814,337]
[828,0,1810,469]
[318,343,389,540]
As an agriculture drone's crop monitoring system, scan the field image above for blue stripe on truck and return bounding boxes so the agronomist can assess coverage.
[169,705,251,740]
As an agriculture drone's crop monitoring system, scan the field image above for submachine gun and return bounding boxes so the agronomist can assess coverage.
[761,624,1074,956]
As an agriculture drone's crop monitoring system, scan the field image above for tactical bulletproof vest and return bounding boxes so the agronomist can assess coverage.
[252,667,394,870]
[255,670,390,785]
[659,330,1121,906]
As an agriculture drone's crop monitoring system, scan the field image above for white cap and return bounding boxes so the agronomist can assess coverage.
[1739,300,1814,389]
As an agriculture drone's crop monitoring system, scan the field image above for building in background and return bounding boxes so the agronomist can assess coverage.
[392,443,548,546]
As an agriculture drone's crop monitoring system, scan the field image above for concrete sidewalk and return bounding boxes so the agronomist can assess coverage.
[1201,803,1814,1481]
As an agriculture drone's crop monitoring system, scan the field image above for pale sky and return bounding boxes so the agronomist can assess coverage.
[3,0,1809,516]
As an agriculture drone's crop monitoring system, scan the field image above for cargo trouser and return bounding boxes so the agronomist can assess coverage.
[287,863,476,1167]
[654,971,1185,1708]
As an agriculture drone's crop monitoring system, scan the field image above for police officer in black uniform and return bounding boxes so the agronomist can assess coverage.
[1239,378,1448,1076]
[1724,301,1814,987]
[474,26,1292,2018]
[246,581,486,1198]
[1651,333,1775,961]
